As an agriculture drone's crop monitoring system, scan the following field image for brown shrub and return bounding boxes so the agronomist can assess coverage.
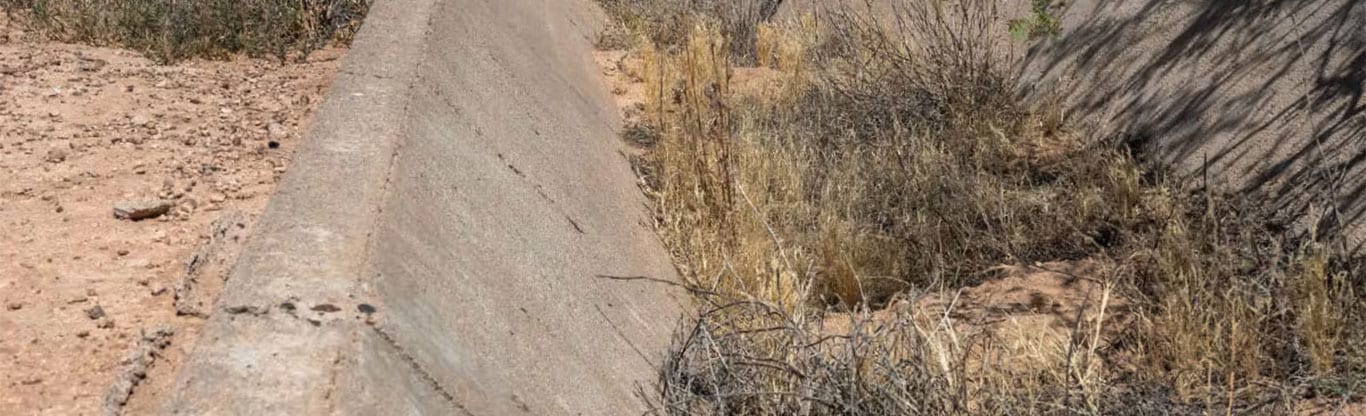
[606,0,1365,414]
[2,0,369,63]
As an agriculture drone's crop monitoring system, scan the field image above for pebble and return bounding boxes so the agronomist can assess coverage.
[85,305,105,320]
[6,301,21,311]
[44,148,67,163]
[266,122,286,140]
[113,199,173,220]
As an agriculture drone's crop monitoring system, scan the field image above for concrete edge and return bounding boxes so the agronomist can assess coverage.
[162,0,437,413]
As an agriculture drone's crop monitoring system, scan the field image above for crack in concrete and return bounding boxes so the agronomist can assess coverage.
[368,325,476,415]
[337,69,394,80]
[566,215,585,234]
[495,153,590,235]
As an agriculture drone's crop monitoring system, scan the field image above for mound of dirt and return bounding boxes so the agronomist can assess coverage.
[818,260,1132,380]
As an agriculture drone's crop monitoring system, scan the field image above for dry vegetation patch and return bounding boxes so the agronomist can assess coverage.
[596,0,1365,414]
[1,0,369,62]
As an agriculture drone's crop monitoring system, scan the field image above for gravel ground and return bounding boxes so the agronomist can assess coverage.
[0,17,343,415]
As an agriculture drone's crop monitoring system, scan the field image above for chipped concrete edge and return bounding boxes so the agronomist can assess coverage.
[161,0,437,413]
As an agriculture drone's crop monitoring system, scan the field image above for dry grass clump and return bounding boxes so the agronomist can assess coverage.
[1130,199,1365,410]
[1,0,369,63]
[597,0,783,62]
[601,0,1364,414]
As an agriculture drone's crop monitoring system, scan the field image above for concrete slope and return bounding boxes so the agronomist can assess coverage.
[164,0,683,414]
[1018,0,1366,246]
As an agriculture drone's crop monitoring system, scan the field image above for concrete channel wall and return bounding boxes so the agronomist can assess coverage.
[164,0,683,414]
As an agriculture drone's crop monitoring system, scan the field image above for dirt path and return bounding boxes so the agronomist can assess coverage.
[0,19,342,415]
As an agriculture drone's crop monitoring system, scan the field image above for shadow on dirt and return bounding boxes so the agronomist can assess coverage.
[1019,0,1365,248]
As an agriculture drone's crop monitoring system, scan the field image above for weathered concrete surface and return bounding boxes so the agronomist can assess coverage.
[1018,0,1366,247]
[163,0,683,414]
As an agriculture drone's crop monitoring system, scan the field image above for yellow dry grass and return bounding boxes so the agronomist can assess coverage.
[597,1,1365,413]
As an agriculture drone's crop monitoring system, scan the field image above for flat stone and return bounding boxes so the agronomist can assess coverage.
[113,199,173,221]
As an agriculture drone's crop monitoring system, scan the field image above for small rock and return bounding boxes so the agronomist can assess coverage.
[6,301,21,311]
[20,376,42,385]
[113,199,173,220]
[266,122,286,140]
[77,58,106,72]
[117,249,130,256]
[97,318,115,329]
[85,305,105,320]
[44,149,67,163]
[129,114,150,127]
[76,330,90,338]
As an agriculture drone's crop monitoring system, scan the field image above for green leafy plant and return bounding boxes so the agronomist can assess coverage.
[1009,0,1062,41]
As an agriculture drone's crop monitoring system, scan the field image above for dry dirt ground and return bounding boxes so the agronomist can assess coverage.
[0,18,342,415]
